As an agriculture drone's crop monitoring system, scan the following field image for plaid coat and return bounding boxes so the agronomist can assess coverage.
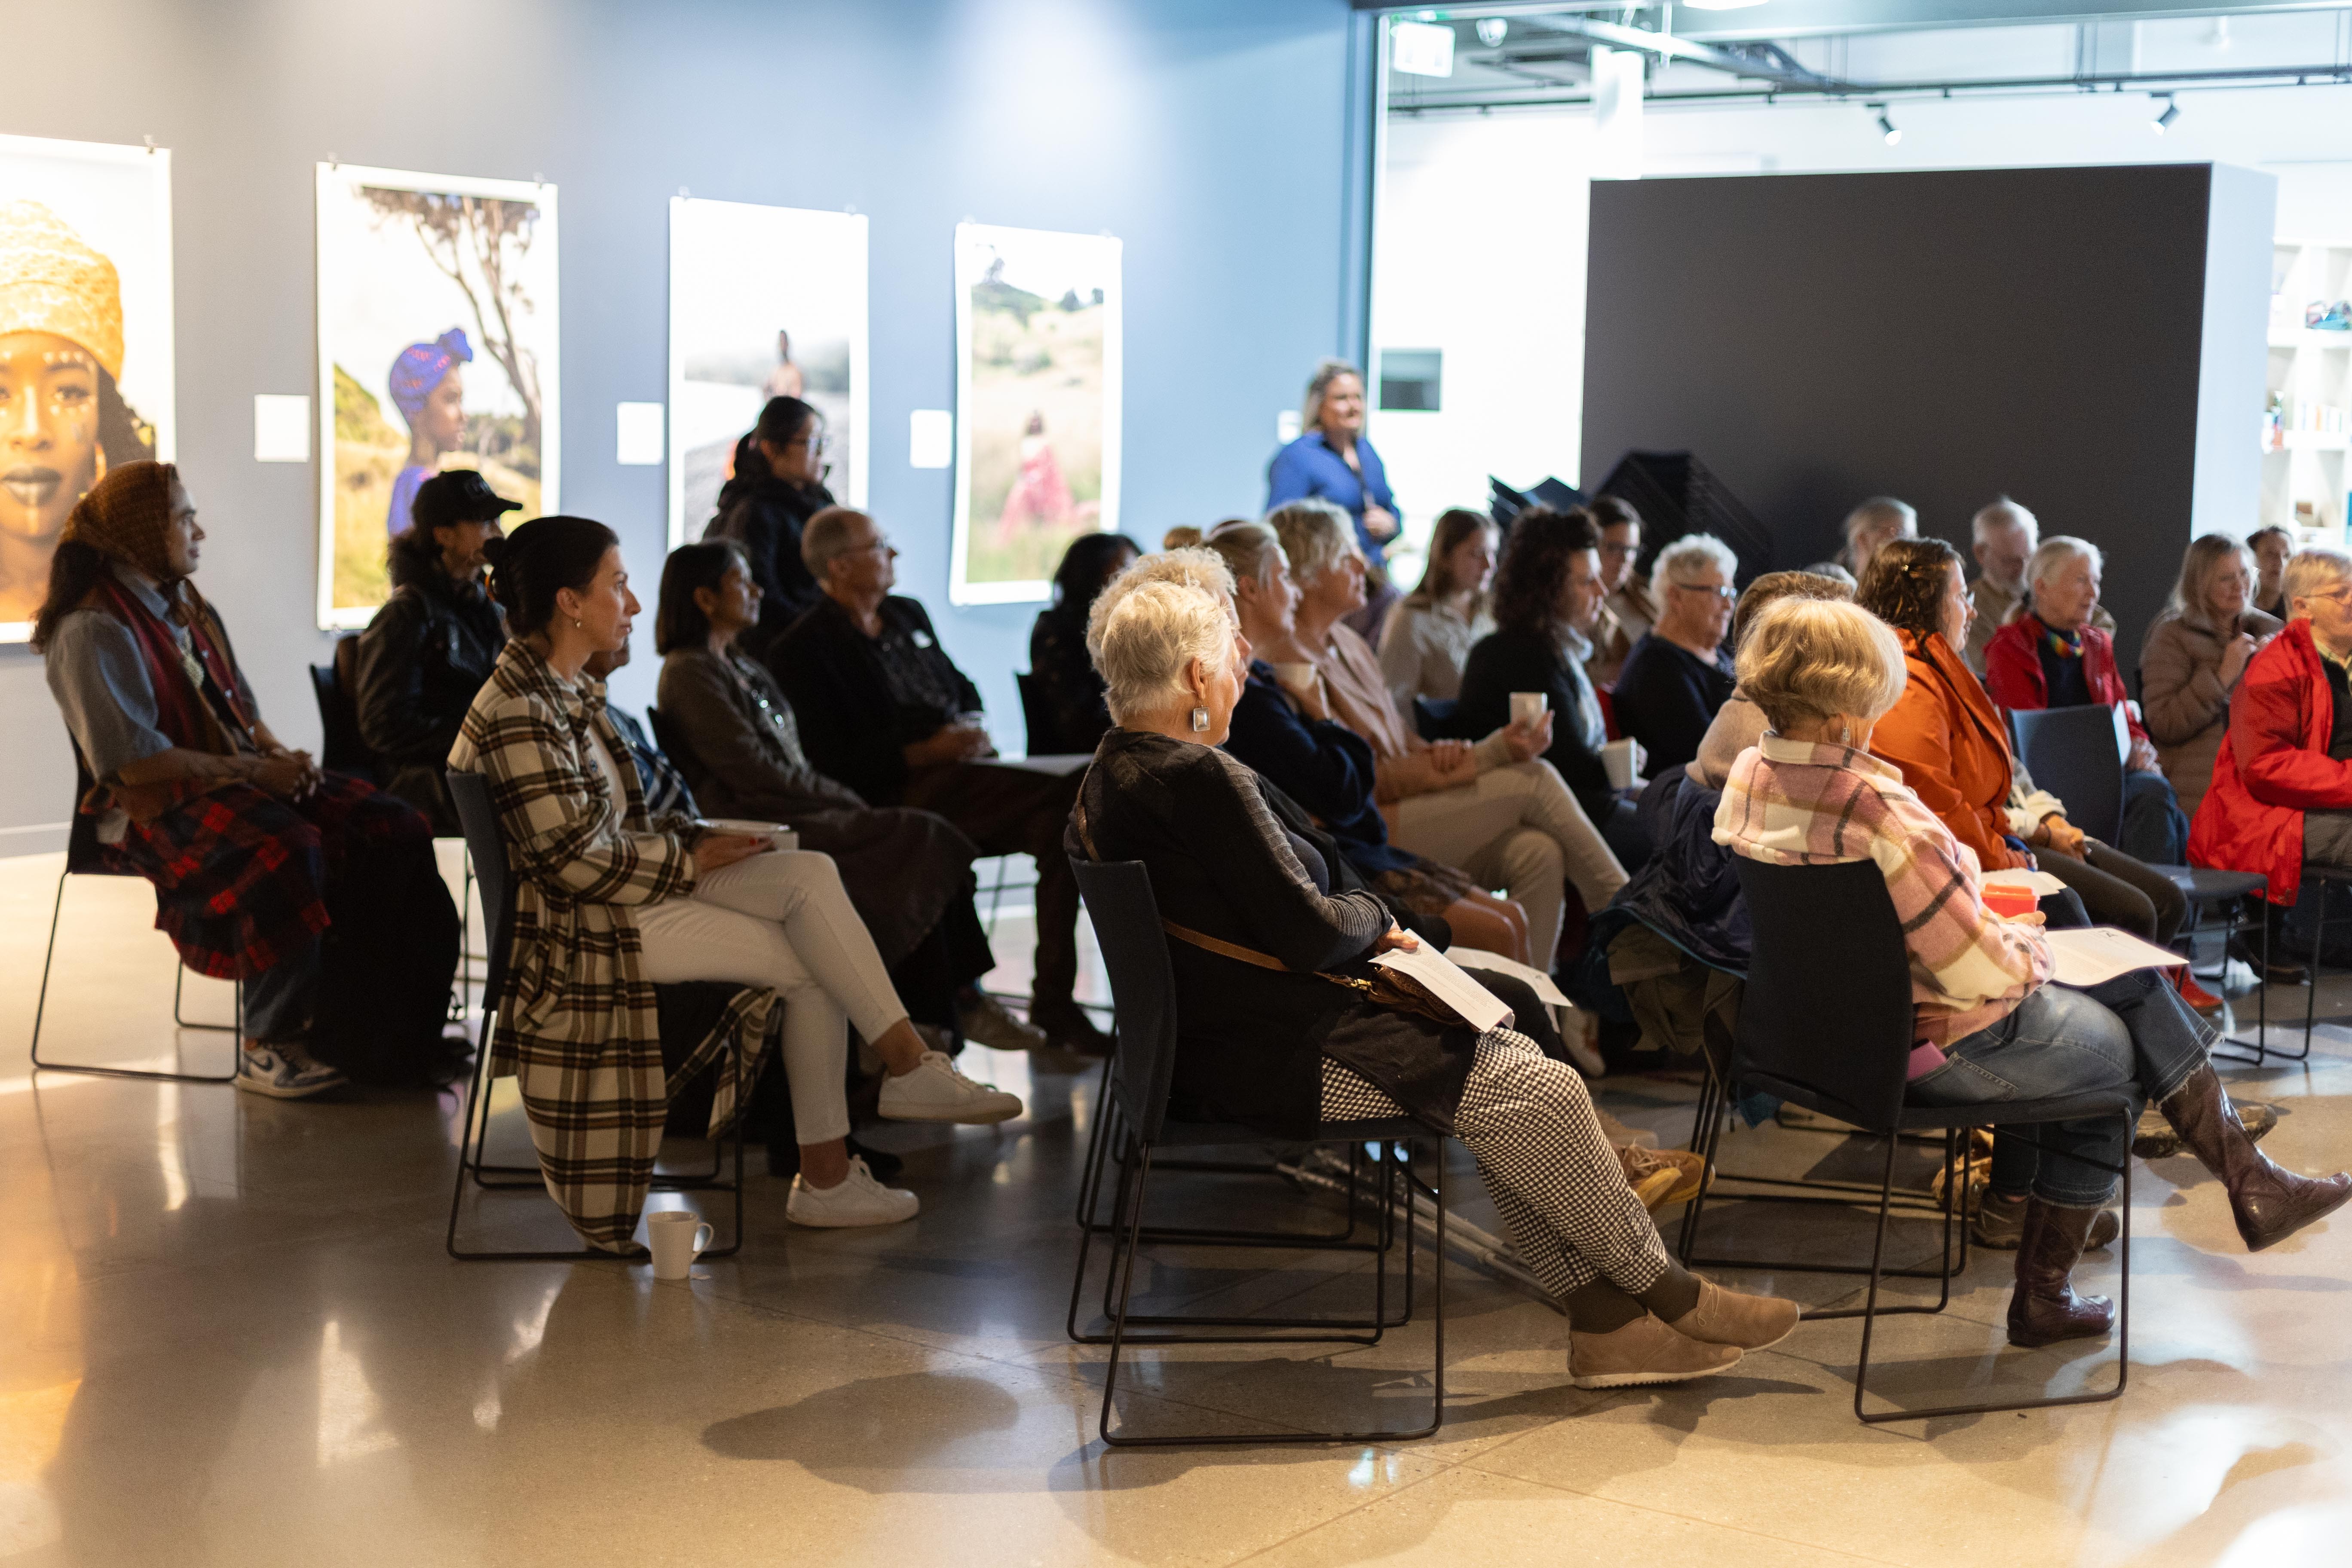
[451,639,775,1250]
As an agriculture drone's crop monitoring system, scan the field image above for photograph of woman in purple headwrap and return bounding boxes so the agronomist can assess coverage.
[385,327,470,536]
[316,162,558,629]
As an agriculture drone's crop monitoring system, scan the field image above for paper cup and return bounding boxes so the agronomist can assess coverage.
[1600,737,1638,791]
[1508,692,1549,726]
[701,818,798,853]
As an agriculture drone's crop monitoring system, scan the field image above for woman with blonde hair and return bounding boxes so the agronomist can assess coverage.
[2141,533,2282,821]
[1267,358,1401,636]
[1718,597,2348,1348]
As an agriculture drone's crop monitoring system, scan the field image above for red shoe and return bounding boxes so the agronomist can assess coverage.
[2173,967,2224,1016]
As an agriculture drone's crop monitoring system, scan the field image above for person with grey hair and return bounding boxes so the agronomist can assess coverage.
[1268,358,1401,637]
[1964,496,2113,674]
[1612,534,1740,775]
[767,506,1104,1054]
[1985,535,2189,866]
[1839,496,1916,580]
[1074,576,1803,1387]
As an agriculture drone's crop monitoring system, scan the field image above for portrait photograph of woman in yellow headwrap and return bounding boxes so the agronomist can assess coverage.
[0,134,174,639]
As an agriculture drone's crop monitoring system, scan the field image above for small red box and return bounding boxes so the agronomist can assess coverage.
[1981,882,2038,919]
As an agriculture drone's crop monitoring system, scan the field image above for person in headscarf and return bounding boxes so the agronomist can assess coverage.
[0,200,156,624]
[385,328,472,536]
[34,460,459,1097]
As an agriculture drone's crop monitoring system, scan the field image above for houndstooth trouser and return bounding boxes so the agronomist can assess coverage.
[1321,1027,1673,1299]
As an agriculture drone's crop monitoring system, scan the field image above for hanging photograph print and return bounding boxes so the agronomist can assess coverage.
[315,162,559,630]
[0,133,174,642]
[950,222,1121,606]
[668,197,868,548]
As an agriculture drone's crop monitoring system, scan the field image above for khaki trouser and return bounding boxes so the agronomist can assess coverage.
[1388,759,1628,966]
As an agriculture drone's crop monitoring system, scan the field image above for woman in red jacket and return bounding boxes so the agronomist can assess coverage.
[1983,535,2189,867]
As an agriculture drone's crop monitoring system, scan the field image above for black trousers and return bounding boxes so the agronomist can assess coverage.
[902,760,1084,1008]
[2038,839,2187,946]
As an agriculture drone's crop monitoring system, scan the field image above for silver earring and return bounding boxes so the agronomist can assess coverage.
[1190,705,1210,732]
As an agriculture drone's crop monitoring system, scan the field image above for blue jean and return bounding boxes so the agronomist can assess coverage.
[1905,969,2213,1206]
[2117,767,2189,867]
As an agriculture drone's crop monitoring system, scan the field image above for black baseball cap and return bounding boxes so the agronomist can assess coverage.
[412,469,522,533]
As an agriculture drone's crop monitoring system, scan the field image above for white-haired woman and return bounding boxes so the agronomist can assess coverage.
[2140,534,2282,821]
[1718,598,2348,1349]
[1985,536,2188,865]
[1612,534,1741,776]
[1073,576,1800,1387]
[1257,499,1627,970]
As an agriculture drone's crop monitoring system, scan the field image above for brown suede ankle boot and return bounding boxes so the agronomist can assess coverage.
[2006,1197,2116,1349]
[2161,1066,2352,1252]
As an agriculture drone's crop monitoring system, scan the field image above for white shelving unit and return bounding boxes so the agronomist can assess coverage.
[2265,239,2352,543]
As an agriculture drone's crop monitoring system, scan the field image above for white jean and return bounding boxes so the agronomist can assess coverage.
[635,851,910,1147]
[1390,760,1629,965]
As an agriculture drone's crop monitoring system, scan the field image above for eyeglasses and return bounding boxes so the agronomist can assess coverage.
[1671,581,1735,601]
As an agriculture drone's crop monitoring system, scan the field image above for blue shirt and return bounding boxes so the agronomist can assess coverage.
[1266,432,1397,566]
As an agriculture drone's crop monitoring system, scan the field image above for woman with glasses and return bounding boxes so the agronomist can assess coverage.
[1584,497,1651,686]
[705,395,834,662]
[1611,535,1740,777]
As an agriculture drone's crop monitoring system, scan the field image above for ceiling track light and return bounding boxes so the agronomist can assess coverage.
[2153,95,2181,133]
[1476,17,1507,46]
[1869,103,1901,146]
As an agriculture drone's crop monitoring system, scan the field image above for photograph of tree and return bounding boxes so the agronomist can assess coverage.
[0,133,174,642]
[950,223,1121,605]
[315,163,558,629]
[668,197,867,548]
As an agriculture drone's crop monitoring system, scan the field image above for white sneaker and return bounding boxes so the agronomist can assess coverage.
[877,1050,1024,1124]
[236,1042,346,1099]
[786,1158,920,1228]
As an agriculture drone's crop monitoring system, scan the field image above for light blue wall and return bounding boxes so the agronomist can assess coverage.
[0,0,1363,850]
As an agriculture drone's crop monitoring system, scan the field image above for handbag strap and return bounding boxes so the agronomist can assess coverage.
[1074,771,1294,973]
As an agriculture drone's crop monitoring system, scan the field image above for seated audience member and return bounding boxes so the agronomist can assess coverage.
[1802,562,1856,588]
[1687,572,1856,789]
[1377,505,1496,715]
[1078,574,1800,1385]
[655,540,1042,1051]
[2142,534,2282,823]
[1207,521,1534,963]
[704,395,834,662]
[1264,499,1626,969]
[1458,506,1650,873]
[37,460,457,1099]
[1984,536,2189,866]
[768,506,1103,1054]
[1586,496,1651,686]
[1611,534,1740,778]
[452,516,1022,1246]
[1859,539,2193,957]
[1964,497,2114,674]
[1839,496,1917,581]
[1027,531,1140,754]
[2190,546,2352,942]
[2250,524,2292,620]
[355,469,515,833]
[1718,597,2349,1348]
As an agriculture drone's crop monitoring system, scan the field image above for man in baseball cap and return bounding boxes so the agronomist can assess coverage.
[410,469,521,537]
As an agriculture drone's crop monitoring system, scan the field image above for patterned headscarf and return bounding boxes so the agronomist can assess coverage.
[62,459,178,583]
[388,327,472,425]
[0,200,125,379]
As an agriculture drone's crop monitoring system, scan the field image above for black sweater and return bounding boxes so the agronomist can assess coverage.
[1611,632,1736,778]
[705,472,834,660]
[1457,626,1615,824]
[768,594,983,808]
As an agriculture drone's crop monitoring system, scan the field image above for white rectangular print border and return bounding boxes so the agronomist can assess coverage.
[315,162,560,631]
[950,223,1121,606]
[668,198,868,548]
[0,133,175,642]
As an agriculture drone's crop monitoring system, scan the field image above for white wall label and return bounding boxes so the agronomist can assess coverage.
[254,395,311,462]
[910,408,953,469]
[616,401,665,466]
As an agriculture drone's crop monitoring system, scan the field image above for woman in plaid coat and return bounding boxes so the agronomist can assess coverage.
[453,516,1022,1249]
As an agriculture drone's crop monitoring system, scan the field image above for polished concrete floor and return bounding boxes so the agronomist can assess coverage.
[6,846,2352,1567]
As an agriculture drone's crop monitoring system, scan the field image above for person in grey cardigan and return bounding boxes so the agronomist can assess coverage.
[653,540,1045,1053]
[2140,534,2282,823]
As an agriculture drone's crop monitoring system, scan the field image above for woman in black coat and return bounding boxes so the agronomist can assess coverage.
[1458,505,1650,871]
[1027,531,1139,753]
[704,397,834,661]
[1073,573,1797,1388]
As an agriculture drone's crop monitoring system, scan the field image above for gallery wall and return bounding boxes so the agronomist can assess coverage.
[0,0,1366,851]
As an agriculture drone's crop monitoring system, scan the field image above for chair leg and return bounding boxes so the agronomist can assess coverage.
[446,1008,610,1262]
[31,871,239,1084]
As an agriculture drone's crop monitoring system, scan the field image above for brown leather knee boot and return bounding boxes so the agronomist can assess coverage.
[2006,1197,2117,1349]
[2161,1066,2352,1251]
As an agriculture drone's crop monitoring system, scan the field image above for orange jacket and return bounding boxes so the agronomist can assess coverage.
[1871,628,2030,872]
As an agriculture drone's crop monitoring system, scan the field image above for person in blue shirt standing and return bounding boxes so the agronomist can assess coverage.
[1267,358,1400,639]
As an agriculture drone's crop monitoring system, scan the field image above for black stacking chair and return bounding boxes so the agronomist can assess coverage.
[1066,856,1446,1446]
[1015,671,1057,756]
[1712,857,2134,1424]
[309,634,379,782]
[29,746,239,1081]
[2012,704,2128,843]
[442,769,748,1262]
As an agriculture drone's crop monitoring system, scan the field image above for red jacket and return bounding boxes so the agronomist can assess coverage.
[1982,613,2149,748]
[2188,619,2352,905]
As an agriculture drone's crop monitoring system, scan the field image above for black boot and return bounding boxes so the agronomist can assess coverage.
[2162,1066,2352,1251]
[2005,1197,2116,1348]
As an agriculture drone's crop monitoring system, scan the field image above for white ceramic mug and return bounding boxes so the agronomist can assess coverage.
[1508,691,1549,727]
[1601,736,1642,790]
[646,1210,714,1280]
[701,818,799,854]
[1271,661,1319,692]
